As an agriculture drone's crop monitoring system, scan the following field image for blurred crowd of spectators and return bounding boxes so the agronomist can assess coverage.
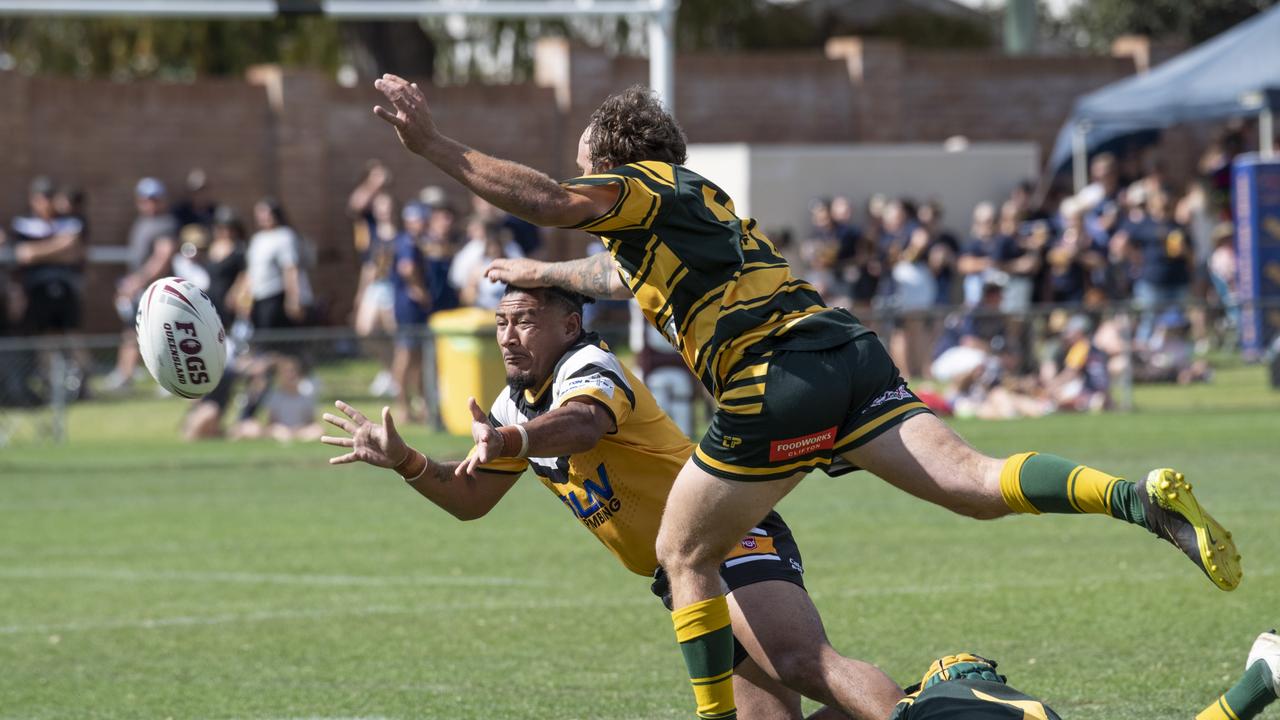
[783,130,1246,417]
[0,127,1252,427]
[0,160,542,438]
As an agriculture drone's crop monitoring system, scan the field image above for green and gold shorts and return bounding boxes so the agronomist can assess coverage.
[693,333,932,482]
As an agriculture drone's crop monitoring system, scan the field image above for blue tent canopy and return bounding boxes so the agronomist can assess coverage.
[1048,5,1280,177]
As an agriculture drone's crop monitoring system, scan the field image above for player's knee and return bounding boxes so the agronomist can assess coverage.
[655,526,720,575]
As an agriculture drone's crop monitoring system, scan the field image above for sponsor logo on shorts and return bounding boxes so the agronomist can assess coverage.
[721,435,743,449]
[790,558,804,573]
[740,537,758,550]
[768,426,837,462]
[865,385,913,412]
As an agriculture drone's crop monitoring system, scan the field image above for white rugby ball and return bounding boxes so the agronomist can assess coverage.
[135,277,227,399]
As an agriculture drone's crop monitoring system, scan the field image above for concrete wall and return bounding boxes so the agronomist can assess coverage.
[685,143,1041,241]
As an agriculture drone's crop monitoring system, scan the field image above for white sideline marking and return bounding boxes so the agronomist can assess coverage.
[0,596,652,636]
[263,712,394,717]
[0,566,546,588]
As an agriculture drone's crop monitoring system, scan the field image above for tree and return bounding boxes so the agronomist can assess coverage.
[0,17,344,80]
[1065,0,1279,50]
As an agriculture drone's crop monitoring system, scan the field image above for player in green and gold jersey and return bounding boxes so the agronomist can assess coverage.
[891,630,1280,720]
[371,74,1242,720]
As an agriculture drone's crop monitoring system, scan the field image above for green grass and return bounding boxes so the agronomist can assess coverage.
[1,366,1278,719]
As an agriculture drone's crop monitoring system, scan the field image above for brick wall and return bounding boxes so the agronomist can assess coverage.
[896,52,1136,150]
[1,74,273,331]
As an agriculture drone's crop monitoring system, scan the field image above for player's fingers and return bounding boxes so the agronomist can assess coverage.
[322,413,355,434]
[468,397,487,422]
[341,402,371,426]
[460,453,481,476]
[329,452,359,465]
[320,435,354,448]
[373,105,407,128]
[382,406,397,435]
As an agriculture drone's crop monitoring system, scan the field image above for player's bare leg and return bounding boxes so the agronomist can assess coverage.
[732,579,901,720]
[732,656,804,720]
[842,412,1241,590]
[656,462,903,720]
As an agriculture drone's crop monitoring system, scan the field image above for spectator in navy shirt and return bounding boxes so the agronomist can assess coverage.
[958,202,999,305]
[390,201,436,423]
[1114,186,1193,343]
[917,200,959,305]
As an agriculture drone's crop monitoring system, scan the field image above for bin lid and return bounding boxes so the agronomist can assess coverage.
[429,306,497,335]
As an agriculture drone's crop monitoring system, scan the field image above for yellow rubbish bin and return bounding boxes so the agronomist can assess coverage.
[429,306,506,435]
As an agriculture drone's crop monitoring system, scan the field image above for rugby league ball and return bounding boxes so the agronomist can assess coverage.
[135,277,227,399]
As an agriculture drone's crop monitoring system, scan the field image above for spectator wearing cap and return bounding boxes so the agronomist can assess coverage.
[11,176,86,336]
[1113,186,1194,343]
[389,201,435,423]
[104,177,179,391]
[450,216,523,309]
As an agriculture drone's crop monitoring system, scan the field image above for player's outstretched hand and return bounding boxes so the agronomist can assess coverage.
[455,397,503,478]
[322,400,410,469]
[485,257,549,287]
[372,74,438,156]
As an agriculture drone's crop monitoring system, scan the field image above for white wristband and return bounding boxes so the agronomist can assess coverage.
[513,423,530,459]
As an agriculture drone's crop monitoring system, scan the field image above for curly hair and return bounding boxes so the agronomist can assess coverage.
[587,85,687,172]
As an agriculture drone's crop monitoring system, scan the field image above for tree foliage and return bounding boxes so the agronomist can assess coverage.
[1065,0,1279,49]
[0,17,343,80]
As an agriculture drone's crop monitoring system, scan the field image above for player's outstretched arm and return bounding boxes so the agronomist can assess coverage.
[455,397,614,478]
[322,400,517,521]
[485,253,633,300]
[372,74,616,229]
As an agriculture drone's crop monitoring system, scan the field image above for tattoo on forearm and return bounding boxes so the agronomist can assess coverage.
[538,253,619,298]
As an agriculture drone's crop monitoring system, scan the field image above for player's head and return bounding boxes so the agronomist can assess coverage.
[495,286,594,391]
[578,85,687,174]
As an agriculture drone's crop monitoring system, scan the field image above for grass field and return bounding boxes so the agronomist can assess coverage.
[2,363,1278,719]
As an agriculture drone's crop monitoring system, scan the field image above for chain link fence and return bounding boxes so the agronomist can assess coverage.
[1,299,1276,446]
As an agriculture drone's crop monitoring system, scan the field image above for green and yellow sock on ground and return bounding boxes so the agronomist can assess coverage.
[1196,661,1275,720]
[999,451,1144,524]
[672,596,737,720]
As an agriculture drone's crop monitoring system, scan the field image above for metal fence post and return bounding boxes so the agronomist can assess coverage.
[421,328,443,432]
[50,348,68,443]
[1119,309,1135,413]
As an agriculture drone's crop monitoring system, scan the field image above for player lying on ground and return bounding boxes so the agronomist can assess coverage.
[322,284,898,720]
[371,74,1242,720]
[889,630,1280,720]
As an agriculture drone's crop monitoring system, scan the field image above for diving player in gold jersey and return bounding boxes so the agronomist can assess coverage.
[323,284,897,720]
[370,74,1241,720]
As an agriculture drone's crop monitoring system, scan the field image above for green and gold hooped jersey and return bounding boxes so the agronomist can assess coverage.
[474,333,695,576]
[560,161,871,397]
